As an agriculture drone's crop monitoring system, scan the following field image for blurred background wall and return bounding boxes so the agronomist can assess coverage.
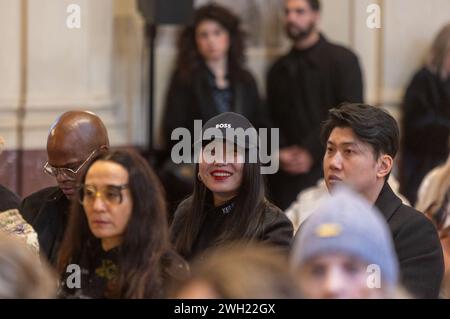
[0,0,449,196]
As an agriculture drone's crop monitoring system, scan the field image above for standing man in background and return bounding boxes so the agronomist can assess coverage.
[266,0,363,209]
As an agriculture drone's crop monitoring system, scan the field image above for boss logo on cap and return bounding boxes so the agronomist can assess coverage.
[216,123,231,129]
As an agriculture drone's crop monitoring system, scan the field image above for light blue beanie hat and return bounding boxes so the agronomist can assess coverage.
[291,186,399,286]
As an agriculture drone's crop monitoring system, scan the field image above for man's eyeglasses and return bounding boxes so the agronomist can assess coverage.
[78,184,129,206]
[43,149,98,180]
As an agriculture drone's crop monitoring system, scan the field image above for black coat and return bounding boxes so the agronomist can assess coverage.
[374,183,444,298]
[400,67,450,204]
[171,198,294,261]
[266,34,363,209]
[20,186,69,266]
[162,65,266,152]
[0,184,21,212]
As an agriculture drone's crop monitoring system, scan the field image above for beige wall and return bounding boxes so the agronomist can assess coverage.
[1,0,449,152]
[0,0,127,153]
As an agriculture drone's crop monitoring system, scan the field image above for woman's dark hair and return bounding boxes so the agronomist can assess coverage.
[57,149,171,298]
[175,3,246,81]
[173,147,267,258]
[321,103,400,160]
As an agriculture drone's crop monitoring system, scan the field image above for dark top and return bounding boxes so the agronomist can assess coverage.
[266,34,364,209]
[207,68,232,113]
[60,246,120,299]
[400,67,450,204]
[374,183,444,298]
[0,184,21,212]
[59,246,189,299]
[162,64,267,152]
[20,186,69,266]
[171,198,294,261]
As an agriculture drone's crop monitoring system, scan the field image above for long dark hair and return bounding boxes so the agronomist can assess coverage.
[175,3,246,81]
[173,148,267,258]
[57,149,171,298]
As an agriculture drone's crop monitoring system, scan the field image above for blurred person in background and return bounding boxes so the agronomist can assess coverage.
[399,23,450,205]
[266,0,363,210]
[416,152,450,298]
[0,136,20,211]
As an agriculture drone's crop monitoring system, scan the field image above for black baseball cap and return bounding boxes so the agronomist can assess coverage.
[194,112,258,149]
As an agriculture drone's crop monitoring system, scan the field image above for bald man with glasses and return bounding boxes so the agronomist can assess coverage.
[20,111,110,265]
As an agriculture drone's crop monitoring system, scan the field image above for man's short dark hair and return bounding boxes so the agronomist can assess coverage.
[306,0,320,12]
[321,103,399,159]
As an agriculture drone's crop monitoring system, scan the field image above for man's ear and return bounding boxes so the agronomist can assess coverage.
[376,154,393,179]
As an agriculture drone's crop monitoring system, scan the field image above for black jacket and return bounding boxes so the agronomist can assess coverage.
[400,67,450,204]
[0,184,21,212]
[20,186,69,266]
[267,34,363,159]
[266,34,363,209]
[162,65,266,152]
[374,183,444,298]
[171,198,294,261]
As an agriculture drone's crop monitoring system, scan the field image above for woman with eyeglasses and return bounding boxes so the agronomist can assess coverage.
[57,149,189,299]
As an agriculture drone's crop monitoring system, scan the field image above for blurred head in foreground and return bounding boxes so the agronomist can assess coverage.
[291,187,400,299]
[0,231,56,298]
[174,243,301,299]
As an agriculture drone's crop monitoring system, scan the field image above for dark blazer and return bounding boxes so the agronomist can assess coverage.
[266,34,363,161]
[20,186,69,266]
[375,183,444,298]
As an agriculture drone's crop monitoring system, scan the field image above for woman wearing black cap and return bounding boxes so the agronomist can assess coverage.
[171,112,293,261]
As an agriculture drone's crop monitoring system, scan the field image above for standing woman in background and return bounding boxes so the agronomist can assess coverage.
[160,4,267,215]
[163,3,265,148]
[400,23,450,205]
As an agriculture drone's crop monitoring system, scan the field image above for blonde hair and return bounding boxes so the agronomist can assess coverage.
[174,243,301,299]
[427,23,450,80]
[0,232,56,298]
[416,154,450,217]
